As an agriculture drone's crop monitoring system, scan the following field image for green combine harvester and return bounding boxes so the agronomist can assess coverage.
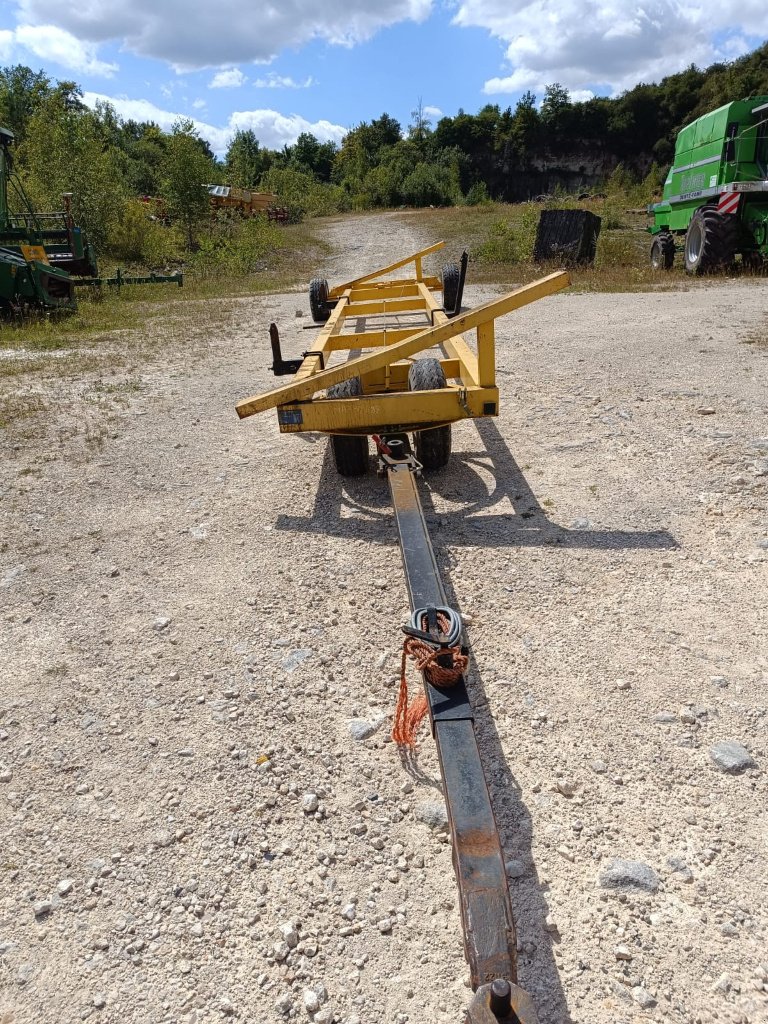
[0,124,98,316]
[649,95,768,273]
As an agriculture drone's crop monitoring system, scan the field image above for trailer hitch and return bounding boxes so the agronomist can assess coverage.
[380,442,538,1020]
[466,980,538,1024]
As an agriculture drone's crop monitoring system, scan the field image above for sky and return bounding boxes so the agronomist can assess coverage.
[0,1,765,156]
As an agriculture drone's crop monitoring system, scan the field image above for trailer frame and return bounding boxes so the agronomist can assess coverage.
[236,243,569,436]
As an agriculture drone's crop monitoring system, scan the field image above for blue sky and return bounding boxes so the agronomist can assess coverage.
[0,1,764,155]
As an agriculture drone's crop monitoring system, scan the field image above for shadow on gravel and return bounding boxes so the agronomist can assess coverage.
[276,417,678,553]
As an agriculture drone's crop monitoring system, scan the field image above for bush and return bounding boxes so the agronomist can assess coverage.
[107,199,181,267]
[475,205,539,263]
[184,216,285,278]
[400,162,459,207]
[464,181,490,206]
[594,230,645,268]
[259,167,349,221]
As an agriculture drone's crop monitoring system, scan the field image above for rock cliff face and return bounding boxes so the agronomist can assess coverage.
[495,141,652,201]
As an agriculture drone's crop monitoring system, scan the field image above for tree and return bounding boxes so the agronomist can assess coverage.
[540,83,571,126]
[0,65,52,144]
[18,88,127,251]
[408,98,432,155]
[161,119,215,249]
[225,129,266,188]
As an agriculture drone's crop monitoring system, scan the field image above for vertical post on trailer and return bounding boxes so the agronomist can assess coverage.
[386,458,537,1023]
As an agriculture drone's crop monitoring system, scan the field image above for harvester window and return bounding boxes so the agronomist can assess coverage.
[724,121,739,162]
[756,119,768,177]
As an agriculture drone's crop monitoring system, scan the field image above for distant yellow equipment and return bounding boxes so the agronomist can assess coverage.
[205,185,287,221]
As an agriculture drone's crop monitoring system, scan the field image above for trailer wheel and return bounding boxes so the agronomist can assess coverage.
[309,277,331,322]
[684,208,738,275]
[650,232,675,270]
[327,377,368,476]
[441,263,460,314]
[409,359,451,471]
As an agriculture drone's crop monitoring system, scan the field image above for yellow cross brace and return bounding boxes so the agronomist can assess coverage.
[236,271,569,419]
[327,241,446,297]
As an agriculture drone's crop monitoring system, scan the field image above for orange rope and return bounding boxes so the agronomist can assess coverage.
[392,612,468,747]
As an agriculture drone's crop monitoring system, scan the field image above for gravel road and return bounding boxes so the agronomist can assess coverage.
[1,212,767,1024]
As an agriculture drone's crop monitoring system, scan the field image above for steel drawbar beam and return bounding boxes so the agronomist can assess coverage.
[386,460,537,1024]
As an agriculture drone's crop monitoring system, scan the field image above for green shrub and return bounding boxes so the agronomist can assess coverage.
[475,205,539,263]
[107,199,181,267]
[400,163,459,207]
[259,167,349,221]
[184,216,285,278]
[464,181,490,206]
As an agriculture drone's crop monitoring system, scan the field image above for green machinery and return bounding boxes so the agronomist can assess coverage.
[0,125,99,314]
[649,95,768,273]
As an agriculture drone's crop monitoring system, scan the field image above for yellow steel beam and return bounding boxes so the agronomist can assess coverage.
[328,242,445,297]
[275,386,498,433]
[339,296,428,316]
[345,277,442,301]
[236,271,569,419]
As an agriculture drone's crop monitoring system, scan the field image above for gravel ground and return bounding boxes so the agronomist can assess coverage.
[1,213,767,1024]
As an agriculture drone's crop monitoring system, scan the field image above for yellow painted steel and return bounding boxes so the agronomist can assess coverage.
[237,246,570,437]
[276,386,499,434]
[327,242,445,298]
[236,271,569,420]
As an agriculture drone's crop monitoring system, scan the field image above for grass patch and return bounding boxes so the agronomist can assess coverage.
[0,220,328,352]
[0,219,330,432]
[396,199,696,293]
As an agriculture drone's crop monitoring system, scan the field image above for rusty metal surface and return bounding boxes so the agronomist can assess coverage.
[387,461,529,996]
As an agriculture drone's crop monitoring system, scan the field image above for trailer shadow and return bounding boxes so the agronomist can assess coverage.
[276,417,678,553]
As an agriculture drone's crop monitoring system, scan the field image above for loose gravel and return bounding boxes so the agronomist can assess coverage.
[1,212,767,1024]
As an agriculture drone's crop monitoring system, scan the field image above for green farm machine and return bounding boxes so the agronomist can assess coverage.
[0,125,98,315]
[649,95,768,273]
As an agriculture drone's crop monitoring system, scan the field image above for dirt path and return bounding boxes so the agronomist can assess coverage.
[1,213,767,1024]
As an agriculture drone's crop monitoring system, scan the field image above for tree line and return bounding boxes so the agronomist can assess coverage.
[1,41,766,264]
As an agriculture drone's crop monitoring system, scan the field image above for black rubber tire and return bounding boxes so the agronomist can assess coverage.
[684,208,739,275]
[650,231,675,270]
[327,376,368,476]
[309,277,331,322]
[441,263,460,314]
[409,359,451,471]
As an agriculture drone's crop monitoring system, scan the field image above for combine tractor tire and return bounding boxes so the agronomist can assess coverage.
[309,277,332,322]
[409,359,451,471]
[441,263,460,314]
[684,208,739,275]
[327,376,368,476]
[650,232,675,270]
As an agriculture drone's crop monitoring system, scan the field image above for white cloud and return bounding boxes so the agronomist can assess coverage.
[209,67,247,89]
[81,91,346,154]
[423,104,443,117]
[17,0,432,69]
[455,1,765,98]
[9,23,117,76]
[252,74,314,89]
[191,98,206,109]
[0,30,13,60]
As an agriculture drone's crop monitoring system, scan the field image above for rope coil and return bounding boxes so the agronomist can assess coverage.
[392,606,468,747]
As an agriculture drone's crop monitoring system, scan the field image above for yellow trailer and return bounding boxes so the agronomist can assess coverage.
[234,244,572,1020]
[236,242,569,474]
